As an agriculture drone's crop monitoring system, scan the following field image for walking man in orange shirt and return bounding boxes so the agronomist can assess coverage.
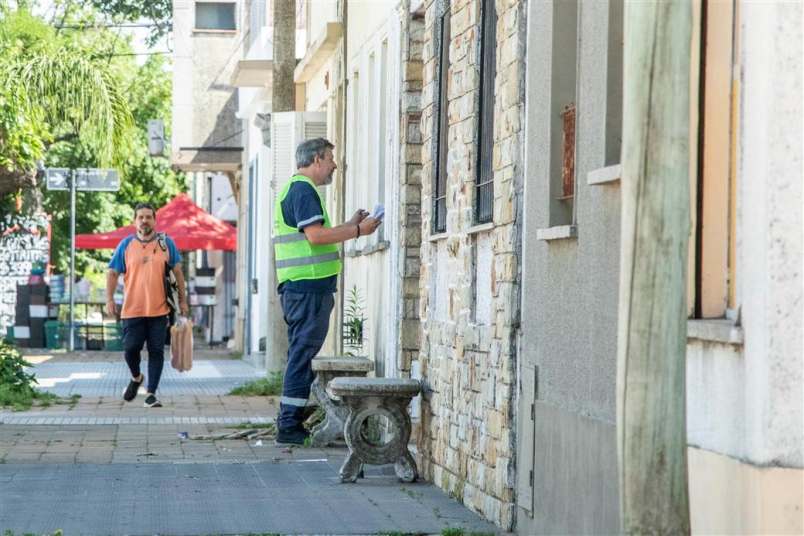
[106,203,188,407]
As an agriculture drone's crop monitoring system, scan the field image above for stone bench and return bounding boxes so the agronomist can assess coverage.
[309,357,374,447]
[328,377,422,483]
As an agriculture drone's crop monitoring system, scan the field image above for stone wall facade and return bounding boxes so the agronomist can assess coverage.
[416,0,526,529]
[396,4,425,378]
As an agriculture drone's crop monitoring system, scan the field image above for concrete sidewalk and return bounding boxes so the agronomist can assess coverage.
[0,461,500,535]
[24,360,264,397]
[0,357,501,535]
[0,395,278,463]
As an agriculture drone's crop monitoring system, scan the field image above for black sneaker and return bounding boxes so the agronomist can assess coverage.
[123,376,143,402]
[143,394,162,408]
[275,427,309,446]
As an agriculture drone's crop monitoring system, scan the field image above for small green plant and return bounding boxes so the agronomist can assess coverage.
[343,285,366,354]
[0,338,58,411]
[2,531,63,536]
[228,372,283,396]
[303,406,325,431]
[440,529,464,536]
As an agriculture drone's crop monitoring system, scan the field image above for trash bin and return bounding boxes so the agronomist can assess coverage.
[85,324,105,351]
[104,323,123,351]
[45,320,63,349]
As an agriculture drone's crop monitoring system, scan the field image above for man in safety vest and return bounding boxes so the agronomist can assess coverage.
[273,137,381,445]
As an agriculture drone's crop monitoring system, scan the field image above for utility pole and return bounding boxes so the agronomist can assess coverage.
[69,170,76,351]
[46,168,120,352]
[272,0,296,113]
[616,1,692,534]
[264,0,296,370]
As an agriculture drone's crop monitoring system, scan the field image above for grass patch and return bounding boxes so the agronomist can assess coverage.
[440,530,495,536]
[3,531,63,536]
[228,372,283,396]
[0,339,68,411]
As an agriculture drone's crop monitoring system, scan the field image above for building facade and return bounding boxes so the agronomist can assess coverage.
[416,0,526,528]
[172,0,242,344]
[173,1,802,533]
[515,0,803,534]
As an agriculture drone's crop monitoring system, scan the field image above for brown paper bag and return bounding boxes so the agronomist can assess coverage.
[170,319,193,372]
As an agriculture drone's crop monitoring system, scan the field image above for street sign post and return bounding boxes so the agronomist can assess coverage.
[46,168,120,351]
[147,120,165,156]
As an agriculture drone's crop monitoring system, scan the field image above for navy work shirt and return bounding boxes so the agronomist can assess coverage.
[277,181,338,294]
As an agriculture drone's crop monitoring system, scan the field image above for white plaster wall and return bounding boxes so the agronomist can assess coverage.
[172,0,194,154]
[347,0,397,63]
[172,0,243,149]
[686,341,746,459]
[739,0,803,468]
[474,233,493,326]
[344,251,389,368]
[306,0,338,47]
[304,56,336,112]
[341,6,402,376]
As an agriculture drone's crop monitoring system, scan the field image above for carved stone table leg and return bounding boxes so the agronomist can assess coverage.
[309,361,374,447]
[310,374,350,447]
[394,450,418,483]
[339,452,363,483]
[338,394,418,483]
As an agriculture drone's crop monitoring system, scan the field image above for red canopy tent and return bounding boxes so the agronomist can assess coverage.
[75,193,237,251]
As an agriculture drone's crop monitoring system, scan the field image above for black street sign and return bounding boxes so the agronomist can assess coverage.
[45,168,71,190]
[45,168,120,192]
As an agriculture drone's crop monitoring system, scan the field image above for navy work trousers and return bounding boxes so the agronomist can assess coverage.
[121,315,168,394]
[278,291,334,431]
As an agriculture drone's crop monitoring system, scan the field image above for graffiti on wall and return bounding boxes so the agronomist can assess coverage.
[0,213,49,335]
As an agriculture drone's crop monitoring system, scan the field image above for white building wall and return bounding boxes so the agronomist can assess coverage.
[737,0,802,468]
[343,3,402,376]
[686,0,803,471]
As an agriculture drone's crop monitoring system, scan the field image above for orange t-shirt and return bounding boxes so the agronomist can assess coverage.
[108,234,181,319]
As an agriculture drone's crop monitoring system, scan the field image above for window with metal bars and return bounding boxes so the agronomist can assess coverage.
[475,0,497,224]
[548,0,578,226]
[432,7,451,234]
[561,103,576,198]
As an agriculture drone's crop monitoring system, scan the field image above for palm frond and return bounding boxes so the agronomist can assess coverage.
[8,49,133,166]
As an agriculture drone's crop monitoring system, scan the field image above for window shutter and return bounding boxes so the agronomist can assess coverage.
[270,112,297,196]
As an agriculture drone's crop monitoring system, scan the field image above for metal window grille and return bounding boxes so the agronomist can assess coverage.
[561,103,576,198]
[433,8,451,234]
[475,0,497,224]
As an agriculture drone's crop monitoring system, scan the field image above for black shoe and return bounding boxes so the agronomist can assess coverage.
[123,376,143,402]
[275,427,309,446]
[143,394,162,408]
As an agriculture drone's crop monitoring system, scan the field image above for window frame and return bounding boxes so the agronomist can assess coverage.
[474,0,497,225]
[194,1,237,32]
[431,3,451,234]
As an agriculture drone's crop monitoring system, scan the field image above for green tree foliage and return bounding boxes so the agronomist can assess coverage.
[43,52,186,275]
[0,8,133,187]
[89,0,172,47]
[0,7,186,276]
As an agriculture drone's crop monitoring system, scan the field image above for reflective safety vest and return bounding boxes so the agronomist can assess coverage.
[273,174,342,284]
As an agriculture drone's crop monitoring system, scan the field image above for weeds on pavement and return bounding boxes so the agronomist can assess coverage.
[0,338,67,411]
[228,372,283,396]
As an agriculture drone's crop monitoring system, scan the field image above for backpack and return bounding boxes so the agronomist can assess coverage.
[157,232,180,328]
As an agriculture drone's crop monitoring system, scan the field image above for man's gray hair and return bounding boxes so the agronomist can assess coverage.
[296,138,334,168]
